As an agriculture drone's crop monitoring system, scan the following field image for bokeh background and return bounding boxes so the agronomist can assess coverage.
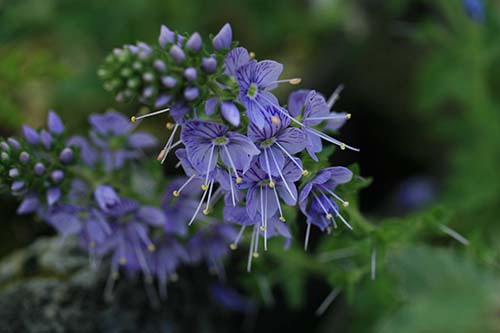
[1,0,499,332]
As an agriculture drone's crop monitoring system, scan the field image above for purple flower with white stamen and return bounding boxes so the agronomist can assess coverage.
[299,167,353,236]
[287,89,357,153]
[181,120,260,187]
[240,157,302,227]
[248,105,307,178]
[235,59,284,128]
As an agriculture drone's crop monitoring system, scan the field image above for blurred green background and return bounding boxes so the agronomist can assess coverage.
[1,0,500,332]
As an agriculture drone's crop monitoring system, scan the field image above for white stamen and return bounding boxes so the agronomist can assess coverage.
[264,188,268,251]
[131,108,170,122]
[315,287,341,316]
[327,84,344,109]
[203,179,215,215]
[188,189,208,226]
[173,174,196,196]
[231,225,246,250]
[268,78,302,86]
[371,247,376,280]
[160,124,180,164]
[320,186,349,207]
[438,224,469,246]
[222,145,240,179]
[263,149,275,187]
[274,141,306,173]
[269,149,296,201]
[307,114,351,121]
[228,170,236,206]
[247,225,257,272]
[204,144,216,186]
[317,247,357,262]
[304,222,312,251]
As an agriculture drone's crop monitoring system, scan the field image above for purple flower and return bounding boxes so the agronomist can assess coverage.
[47,187,62,206]
[464,0,484,22]
[299,167,353,232]
[48,111,64,135]
[210,283,254,313]
[89,111,157,171]
[148,236,189,299]
[186,32,202,53]
[288,90,349,160]
[212,23,232,50]
[181,120,260,184]
[188,223,237,275]
[248,105,306,177]
[67,136,98,166]
[235,59,283,128]
[23,125,39,145]
[241,157,302,222]
[162,176,203,236]
[17,195,40,214]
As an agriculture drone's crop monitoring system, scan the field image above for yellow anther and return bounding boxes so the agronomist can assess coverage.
[271,116,281,126]
[201,184,209,191]
[268,181,275,189]
[170,273,179,282]
[165,122,174,130]
[230,243,238,250]
[340,143,346,150]
[289,78,302,85]
[326,213,333,220]
[236,176,243,184]
[253,252,260,258]
[327,227,333,234]
[279,216,286,222]
[156,149,167,161]
[148,244,156,252]
[202,208,210,215]
[343,201,350,207]
[346,113,352,120]
[249,51,256,59]
[130,116,137,123]
[260,225,266,231]
[302,169,309,177]
[119,258,127,265]
[90,241,96,249]
[173,190,180,197]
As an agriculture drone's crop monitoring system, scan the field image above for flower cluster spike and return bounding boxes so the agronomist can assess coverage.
[101,23,358,271]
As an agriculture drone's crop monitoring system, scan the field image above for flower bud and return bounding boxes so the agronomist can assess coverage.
[170,45,185,63]
[51,170,64,183]
[186,32,202,53]
[212,23,232,50]
[142,72,154,82]
[8,168,19,178]
[220,102,241,127]
[19,151,30,164]
[162,76,177,88]
[7,138,21,150]
[0,142,9,151]
[11,181,25,192]
[23,125,39,145]
[143,86,154,98]
[184,67,197,82]
[201,57,217,74]
[159,25,175,48]
[1,152,9,161]
[34,162,46,176]
[40,130,52,150]
[48,111,64,135]
[154,60,166,72]
[59,148,74,164]
[184,87,200,101]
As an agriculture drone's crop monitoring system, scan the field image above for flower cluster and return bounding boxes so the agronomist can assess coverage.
[101,23,357,270]
[0,110,239,301]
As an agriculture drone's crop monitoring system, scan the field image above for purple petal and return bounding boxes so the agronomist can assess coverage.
[48,212,82,237]
[254,60,283,89]
[48,111,64,135]
[67,135,97,166]
[224,47,250,76]
[323,166,353,184]
[287,90,309,117]
[128,132,158,149]
[223,205,255,226]
[137,206,166,226]
[17,196,39,214]
[94,185,120,211]
[23,125,39,145]
[89,111,131,135]
[212,23,232,50]
[276,127,306,154]
[155,94,172,108]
